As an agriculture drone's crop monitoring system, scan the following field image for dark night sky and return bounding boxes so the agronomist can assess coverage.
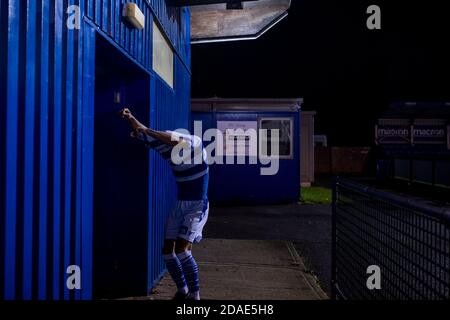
[191,1,450,146]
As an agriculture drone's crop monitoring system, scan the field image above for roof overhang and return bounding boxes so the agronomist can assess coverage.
[183,0,291,44]
[191,98,303,112]
[168,1,257,6]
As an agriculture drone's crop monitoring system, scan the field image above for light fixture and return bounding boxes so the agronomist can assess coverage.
[122,3,145,30]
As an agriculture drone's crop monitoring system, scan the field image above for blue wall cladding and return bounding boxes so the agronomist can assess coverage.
[0,0,191,300]
[84,0,191,68]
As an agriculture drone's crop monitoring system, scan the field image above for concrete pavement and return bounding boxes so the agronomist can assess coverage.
[148,238,327,300]
[203,204,332,295]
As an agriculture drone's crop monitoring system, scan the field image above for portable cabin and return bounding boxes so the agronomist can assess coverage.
[191,98,303,205]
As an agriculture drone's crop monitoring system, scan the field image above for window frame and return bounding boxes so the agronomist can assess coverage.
[258,117,294,160]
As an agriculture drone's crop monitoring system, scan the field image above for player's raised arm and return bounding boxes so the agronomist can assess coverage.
[119,108,181,146]
[118,107,209,301]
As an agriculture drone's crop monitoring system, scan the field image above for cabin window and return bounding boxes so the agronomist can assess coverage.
[259,118,293,159]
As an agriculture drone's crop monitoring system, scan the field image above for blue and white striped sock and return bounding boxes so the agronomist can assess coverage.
[164,253,188,294]
[177,251,200,300]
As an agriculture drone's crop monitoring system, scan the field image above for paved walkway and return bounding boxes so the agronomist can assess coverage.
[147,238,327,300]
[204,204,332,295]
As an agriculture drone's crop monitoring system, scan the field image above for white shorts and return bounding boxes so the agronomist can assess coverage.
[165,199,209,243]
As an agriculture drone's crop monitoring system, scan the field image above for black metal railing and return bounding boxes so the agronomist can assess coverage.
[332,177,450,300]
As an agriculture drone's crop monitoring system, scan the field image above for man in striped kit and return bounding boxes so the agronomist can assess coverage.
[119,108,209,301]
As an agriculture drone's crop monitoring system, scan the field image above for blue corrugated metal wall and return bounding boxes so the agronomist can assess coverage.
[0,0,191,300]
[148,58,191,288]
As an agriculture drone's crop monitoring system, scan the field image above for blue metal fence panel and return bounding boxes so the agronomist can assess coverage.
[1,0,191,300]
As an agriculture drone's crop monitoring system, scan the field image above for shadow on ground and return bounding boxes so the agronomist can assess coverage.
[204,203,332,295]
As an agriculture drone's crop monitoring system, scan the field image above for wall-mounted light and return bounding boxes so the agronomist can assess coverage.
[122,3,145,29]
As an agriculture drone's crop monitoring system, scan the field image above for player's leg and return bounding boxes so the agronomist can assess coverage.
[163,204,189,299]
[163,239,189,299]
[174,239,192,253]
[175,238,199,300]
[175,200,209,300]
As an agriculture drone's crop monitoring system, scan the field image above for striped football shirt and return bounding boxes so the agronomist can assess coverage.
[139,130,209,201]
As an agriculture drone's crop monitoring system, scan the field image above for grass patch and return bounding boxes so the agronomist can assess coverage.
[300,187,332,205]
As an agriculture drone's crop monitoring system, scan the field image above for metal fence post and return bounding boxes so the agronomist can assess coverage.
[331,175,338,300]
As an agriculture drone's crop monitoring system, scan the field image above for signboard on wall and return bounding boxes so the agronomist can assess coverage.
[376,119,450,149]
[375,124,411,145]
[217,121,258,156]
[412,125,447,144]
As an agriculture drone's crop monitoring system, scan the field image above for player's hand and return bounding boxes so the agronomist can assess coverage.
[118,108,133,120]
